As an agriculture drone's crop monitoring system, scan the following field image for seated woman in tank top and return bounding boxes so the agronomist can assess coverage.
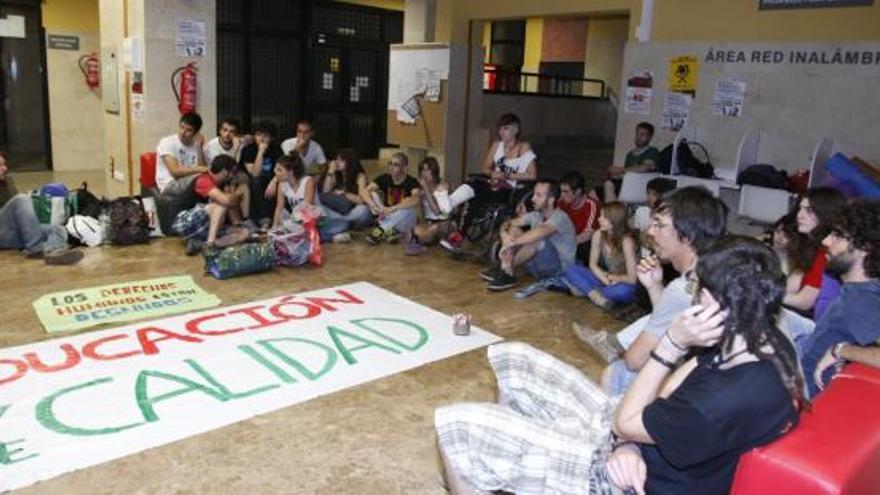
[403,156,453,256]
[438,113,537,252]
[271,155,351,243]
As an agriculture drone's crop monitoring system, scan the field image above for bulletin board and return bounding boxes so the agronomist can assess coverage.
[387,43,450,149]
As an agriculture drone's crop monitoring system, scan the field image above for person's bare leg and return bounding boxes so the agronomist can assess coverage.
[440,448,481,495]
[237,183,251,219]
[205,203,227,243]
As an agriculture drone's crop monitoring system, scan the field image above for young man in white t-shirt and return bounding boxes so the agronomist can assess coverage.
[155,112,207,194]
[280,119,327,176]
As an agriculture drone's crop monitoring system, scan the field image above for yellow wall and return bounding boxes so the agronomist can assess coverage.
[652,0,880,42]
[338,0,405,11]
[42,0,104,172]
[482,22,491,63]
[523,17,544,72]
[584,16,629,97]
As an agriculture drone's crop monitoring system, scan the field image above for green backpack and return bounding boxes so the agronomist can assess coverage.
[204,242,274,280]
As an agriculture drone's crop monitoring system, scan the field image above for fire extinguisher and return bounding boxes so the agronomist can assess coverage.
[78,52,100,90]
[171,62,198,114]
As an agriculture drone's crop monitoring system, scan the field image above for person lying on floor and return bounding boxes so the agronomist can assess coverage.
[435,235,804,495]
[479,178,576,294]
[0,150,82,265]
[564,202,639,309]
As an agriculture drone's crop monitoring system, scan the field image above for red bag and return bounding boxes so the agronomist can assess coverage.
[298,206,324,267]
[788,169,810,194]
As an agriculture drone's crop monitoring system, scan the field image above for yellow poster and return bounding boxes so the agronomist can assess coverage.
[669,55,699,93]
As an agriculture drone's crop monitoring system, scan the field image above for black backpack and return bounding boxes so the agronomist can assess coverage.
[737,164,789,190]
[657,144,674,175]
[72,182,109,218]
[677,140,715,179]
[109,197,151,245]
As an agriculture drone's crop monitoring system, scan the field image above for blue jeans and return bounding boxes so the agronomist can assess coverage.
[322,203,374,230]
[379,208,417,234]
[0,194,67,255]
[563,265,638,304]
[318,215,351,242]
[524,241,564,280]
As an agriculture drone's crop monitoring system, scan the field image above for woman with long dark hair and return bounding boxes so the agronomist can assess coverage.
[319,148,374,230]
[436,236,803,494]
[783,187,847,318]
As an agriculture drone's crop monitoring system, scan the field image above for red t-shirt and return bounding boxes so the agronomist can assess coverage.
[194,173,217,200]
[559,196,600,237]
[801,246,828,289]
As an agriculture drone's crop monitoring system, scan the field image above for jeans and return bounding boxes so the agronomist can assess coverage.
[0,194,67,255]
[322,203,374,230]
[563,265,638,304]
[524,241,564,280]
[318,214,351,242]
[378,208,416,234]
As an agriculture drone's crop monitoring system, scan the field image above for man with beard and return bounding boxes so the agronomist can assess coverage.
[603,122,659,202]
[798,200,880,397]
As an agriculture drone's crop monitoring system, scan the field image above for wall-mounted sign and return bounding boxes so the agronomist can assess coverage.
[47,34,79,50]
[759,0,873,10]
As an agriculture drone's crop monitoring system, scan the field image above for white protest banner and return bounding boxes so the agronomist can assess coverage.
[0,282,501,492]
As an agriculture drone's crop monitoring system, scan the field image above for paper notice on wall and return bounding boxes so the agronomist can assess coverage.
[624,70,654,115]
[397,95,421,124]
[669,55,699,94]
[131,93,145,123]
[661,91,693,131]
[713,78,747,117]
[0,15,25,39]
[176,18,206,57]
[425,69,442,102]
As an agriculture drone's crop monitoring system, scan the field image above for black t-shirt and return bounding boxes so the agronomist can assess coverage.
[639,352,798,495]
[374,174,419,207]
[240,143,283,177]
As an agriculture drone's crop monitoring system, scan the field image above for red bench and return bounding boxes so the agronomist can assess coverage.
[731,363,880,495]
[140,152,157,195]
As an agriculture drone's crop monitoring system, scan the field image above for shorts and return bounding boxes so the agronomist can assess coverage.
[172,203,210,240]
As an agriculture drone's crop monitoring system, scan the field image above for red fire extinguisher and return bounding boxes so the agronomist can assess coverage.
[78,52,100,90]
[171,62,198,114]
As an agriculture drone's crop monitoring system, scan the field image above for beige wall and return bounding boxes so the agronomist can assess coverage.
[99,0,216,198]
[584,16,629,98]
[42,0,104,172]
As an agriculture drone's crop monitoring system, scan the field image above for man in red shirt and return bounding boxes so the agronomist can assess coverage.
[558,170,600,264]
[171,155,244,254]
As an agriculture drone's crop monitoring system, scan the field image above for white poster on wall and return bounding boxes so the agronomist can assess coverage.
[713,78,747,117]
[661,91,693,131]
[624,70,654,115]
[176,18,206,57]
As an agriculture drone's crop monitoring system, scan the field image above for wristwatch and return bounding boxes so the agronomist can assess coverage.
[831,342,848,362]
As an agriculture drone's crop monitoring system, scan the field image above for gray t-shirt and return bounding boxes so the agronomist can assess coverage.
[523,209,577,269]
[644,273,694,337]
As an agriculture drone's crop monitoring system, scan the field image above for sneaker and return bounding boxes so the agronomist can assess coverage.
[513,277,558,299]
[572,322,623,363]
[404,241,428,256]
[478,266,504,282]
[185,238,204,256]
[332,232,352,243]
[366,227,384,245]
[385,227,400,243]
[588,289,614,310]
[25,250,44,259]
[439,230,464,253]
[487,271,517,292]
[44,249,83,266]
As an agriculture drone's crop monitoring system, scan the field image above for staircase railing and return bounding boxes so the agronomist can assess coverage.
[483,66,607,100]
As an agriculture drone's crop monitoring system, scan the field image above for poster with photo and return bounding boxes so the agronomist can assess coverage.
[624,70,654,115]
[661,91,693,131]
[713,78,747,117]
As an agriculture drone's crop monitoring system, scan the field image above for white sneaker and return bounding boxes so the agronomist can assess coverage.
[332,232,351,243]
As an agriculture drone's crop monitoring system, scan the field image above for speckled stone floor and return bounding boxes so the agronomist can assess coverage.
[1,235,620,494]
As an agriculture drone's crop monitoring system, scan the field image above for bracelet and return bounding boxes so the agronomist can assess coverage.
[650,351,677,369]
[831,342,847,361]
[665,332,688,352]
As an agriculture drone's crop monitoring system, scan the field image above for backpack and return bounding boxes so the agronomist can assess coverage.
[677,140,715,179]
[657,145,674,175]
[204,242,275,280]
[72,182,103,217]
[109,196,151,245]
[737,164,789,190]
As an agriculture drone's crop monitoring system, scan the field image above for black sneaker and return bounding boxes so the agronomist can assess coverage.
[478,266,504,281]
[487,272,517,292]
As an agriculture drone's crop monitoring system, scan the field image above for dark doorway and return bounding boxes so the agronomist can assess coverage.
[216,0,402,159]
[0,0,51,171]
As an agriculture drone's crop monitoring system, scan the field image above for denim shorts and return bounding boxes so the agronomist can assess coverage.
[525,241,563,280]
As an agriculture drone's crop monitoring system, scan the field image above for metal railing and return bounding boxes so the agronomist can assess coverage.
[483,67,607,100]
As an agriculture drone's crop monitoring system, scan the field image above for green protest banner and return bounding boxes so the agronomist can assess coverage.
[32,275,221,333]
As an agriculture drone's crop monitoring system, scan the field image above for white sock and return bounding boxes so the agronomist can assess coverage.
[444,184,475,214]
